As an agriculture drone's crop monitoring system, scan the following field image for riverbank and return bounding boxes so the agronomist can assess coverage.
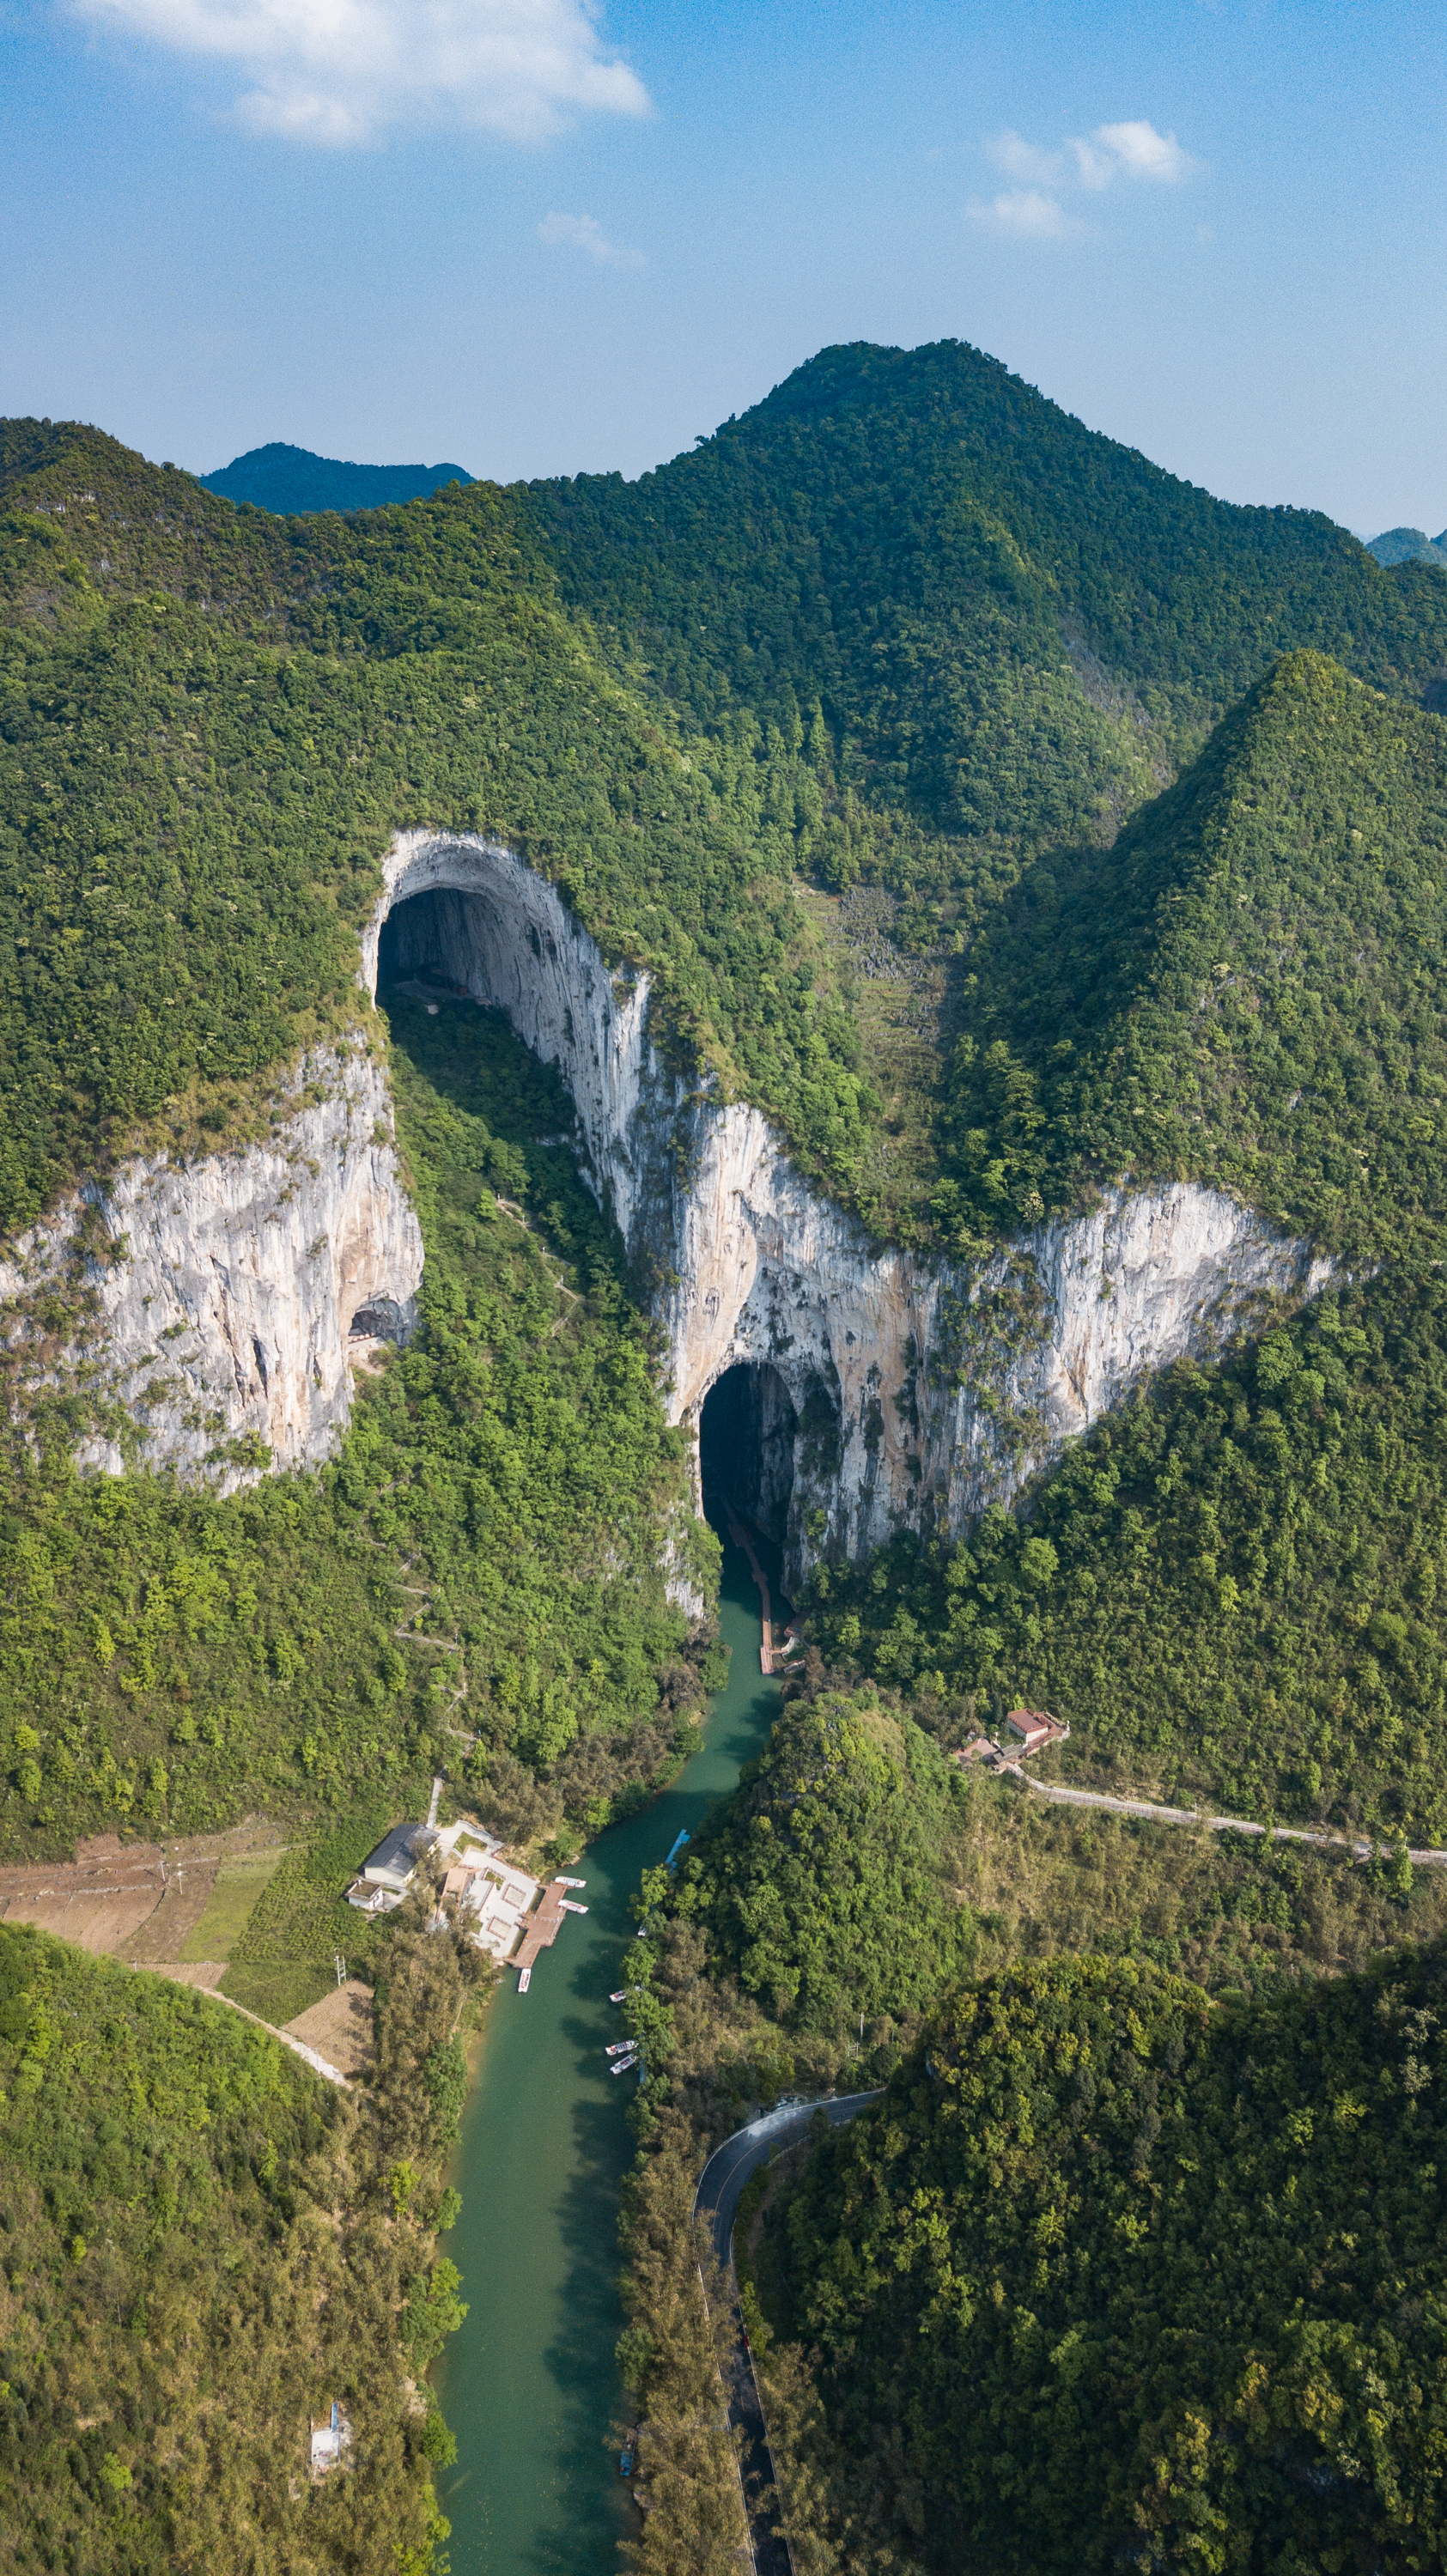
[436,1534,782,2576]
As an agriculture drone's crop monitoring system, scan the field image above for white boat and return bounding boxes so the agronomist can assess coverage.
[560,1899,588,1915]
[605,2039,635,2057]
[558,1876,587,1889]
[610,1990,626,2004]
[610,2054,640,2076]
[518,1966,532,1994]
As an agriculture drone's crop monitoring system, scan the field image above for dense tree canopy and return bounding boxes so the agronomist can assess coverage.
[769,1947,1447,2575]
[808,1266,1447,1837]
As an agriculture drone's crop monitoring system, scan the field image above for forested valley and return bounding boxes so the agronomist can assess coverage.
[6,336,1447,2570]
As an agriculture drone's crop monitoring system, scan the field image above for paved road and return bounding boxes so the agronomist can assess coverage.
[694,2093,879,2576]
[695,2093,879,2267]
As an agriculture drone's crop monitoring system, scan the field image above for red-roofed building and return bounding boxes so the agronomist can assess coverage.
[1006,1708,1069,1756]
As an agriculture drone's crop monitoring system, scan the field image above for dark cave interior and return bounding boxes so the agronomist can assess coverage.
[698,1363,797,1547]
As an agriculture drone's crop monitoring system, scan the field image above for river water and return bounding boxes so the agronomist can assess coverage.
[438,1535,778,2574]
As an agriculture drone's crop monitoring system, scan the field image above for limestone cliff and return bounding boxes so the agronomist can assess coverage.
[368,834,1331,1588]
[0,1040,422,1495]
[1,828,1329,1557]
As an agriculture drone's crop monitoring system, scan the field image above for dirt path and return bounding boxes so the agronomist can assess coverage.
[1007,1768,1447,1867]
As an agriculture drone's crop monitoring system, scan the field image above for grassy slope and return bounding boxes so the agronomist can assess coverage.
[0,1910,475,2575]
[0,992,705,1860]
[766,1947,1447,2575]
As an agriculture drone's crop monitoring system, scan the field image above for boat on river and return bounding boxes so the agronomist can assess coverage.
[605,2039,635,2057]
[610,2053,640,2076]
[610,1990,626,2003]
[517,1966,531,1994]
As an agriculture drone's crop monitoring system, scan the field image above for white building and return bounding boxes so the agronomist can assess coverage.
[440,1848,541,1963]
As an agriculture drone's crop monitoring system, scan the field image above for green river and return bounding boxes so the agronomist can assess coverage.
[437,1533,778,2573]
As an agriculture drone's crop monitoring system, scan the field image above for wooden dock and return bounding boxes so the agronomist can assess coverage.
[513,1880,568,1976]
[725,1510,778,1671]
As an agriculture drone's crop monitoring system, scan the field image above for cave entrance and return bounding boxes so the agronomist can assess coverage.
[377,885,484,996]
[699,1364,797,1550]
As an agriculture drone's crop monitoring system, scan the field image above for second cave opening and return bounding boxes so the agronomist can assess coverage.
[698,1363,798,1549]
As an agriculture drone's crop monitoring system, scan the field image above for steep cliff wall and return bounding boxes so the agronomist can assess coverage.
[369,834,1332,1589]
[1,827,1328,1542]
[0,1040,422,1495]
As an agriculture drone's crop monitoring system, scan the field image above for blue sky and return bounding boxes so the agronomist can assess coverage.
[2,0,1443,531]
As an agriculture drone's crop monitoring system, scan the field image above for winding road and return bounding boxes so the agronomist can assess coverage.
[693,2093,879,2576]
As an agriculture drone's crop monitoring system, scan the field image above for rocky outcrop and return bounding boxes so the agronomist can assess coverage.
[0,1040,422,1494]
[367,833,1332,1588]
[0,826,1328,1541]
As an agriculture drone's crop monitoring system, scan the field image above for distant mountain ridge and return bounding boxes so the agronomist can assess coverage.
[200,440,473,514]
[1366,524,1447,567]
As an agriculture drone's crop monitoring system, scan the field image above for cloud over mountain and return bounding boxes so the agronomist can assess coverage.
[971,118,1200,239]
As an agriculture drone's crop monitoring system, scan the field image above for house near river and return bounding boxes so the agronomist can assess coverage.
[344,1813,575,1978]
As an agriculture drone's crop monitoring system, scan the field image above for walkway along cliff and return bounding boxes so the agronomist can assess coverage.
[1,829,1332,1564]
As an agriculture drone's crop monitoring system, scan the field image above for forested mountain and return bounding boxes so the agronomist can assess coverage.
[1367,524,1447,568]
[527,339,1447,876]
[200,443,473,514]
[760,1947,1447,2575]
[0,1911,472,2573]
[937,653,1447,1251]
[0,417,868,1231]
[10,343,1447,2573]
[809,1264,1447,1840]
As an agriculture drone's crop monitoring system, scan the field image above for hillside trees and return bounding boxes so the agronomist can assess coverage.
[808,1264,1447,1837]
[766,1947,1447,2574]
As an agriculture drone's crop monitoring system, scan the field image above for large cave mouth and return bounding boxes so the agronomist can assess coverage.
[699,1363,797,1548]
[377,884,488,993]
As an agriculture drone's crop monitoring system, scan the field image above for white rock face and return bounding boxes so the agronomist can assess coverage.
[368,834,1333,1587]
[0,1041,423,1494]
[0,826,1328,1540]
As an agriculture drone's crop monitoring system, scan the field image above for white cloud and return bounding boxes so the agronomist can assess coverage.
[972,117,1201,233]
[538,209,643,268]
[967,187,1073,240]
[1068,135,1117,191]
[985,129,1065,186]
[1091,118,1199,183]
[69,0,652,145]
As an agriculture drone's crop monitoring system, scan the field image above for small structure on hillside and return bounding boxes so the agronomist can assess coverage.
[346,1821,437,1915]
[951,1711,1071,1772]
[1006,1708,1070,1756]
[310,2401,352,2479]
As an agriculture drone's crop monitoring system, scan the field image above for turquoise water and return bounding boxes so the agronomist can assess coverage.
[438,1539,777,2575]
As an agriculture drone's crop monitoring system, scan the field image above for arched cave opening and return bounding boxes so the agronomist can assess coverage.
[699,1363,797,1549]
[377,885,482,995]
